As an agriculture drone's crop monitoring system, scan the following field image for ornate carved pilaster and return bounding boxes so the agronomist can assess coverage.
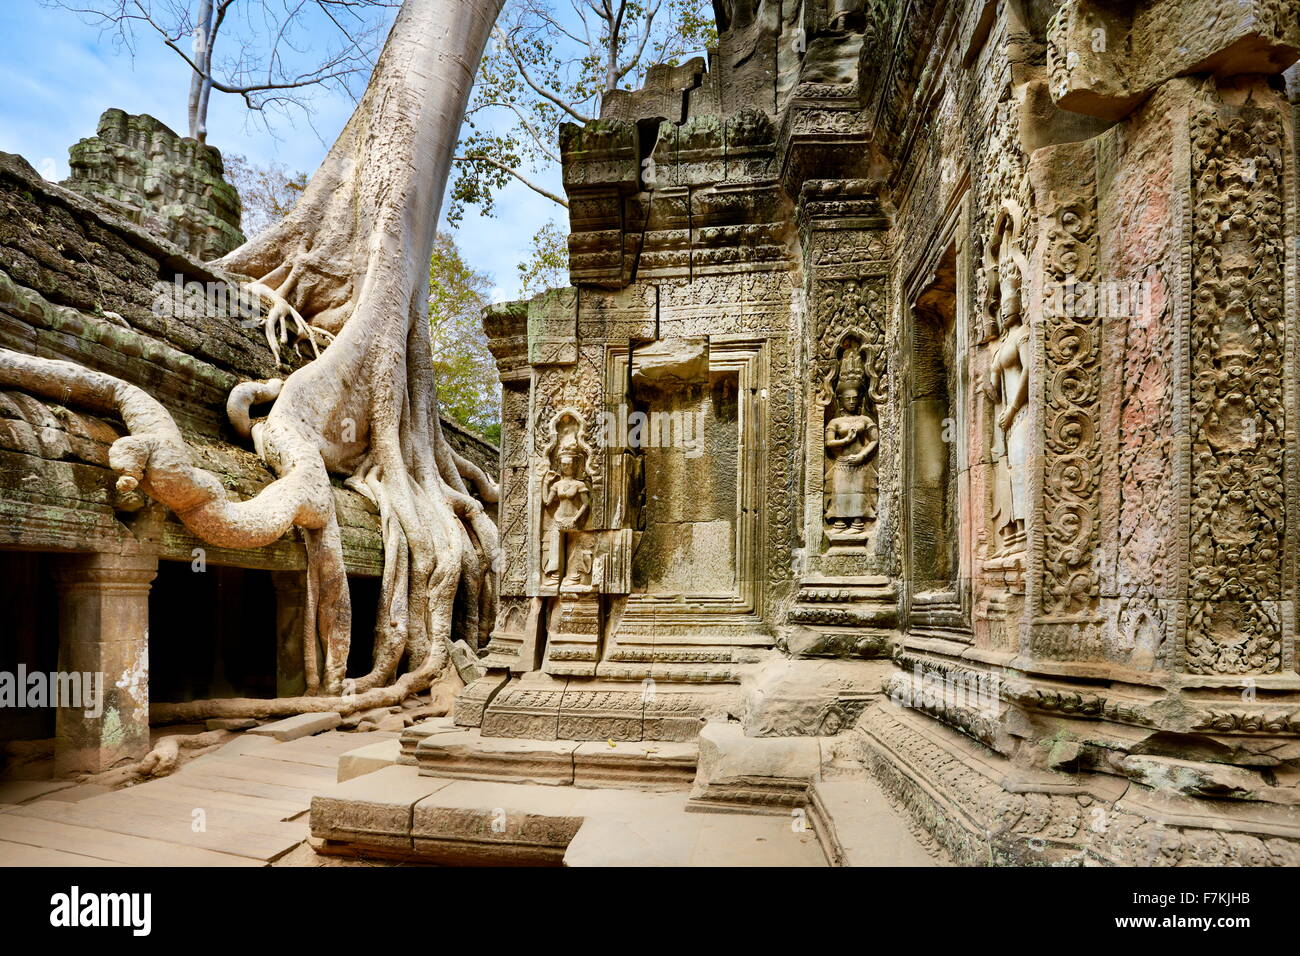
[1025,139,1105,662]
[786,180,898,655]
[483,300,532,672]
[1184,89,1290,676]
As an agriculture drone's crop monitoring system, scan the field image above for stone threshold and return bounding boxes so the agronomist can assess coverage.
[397,717,698,790]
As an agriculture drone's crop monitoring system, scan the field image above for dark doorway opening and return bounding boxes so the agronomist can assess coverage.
[0,550,59,741]
[910,243,959,593]
[149,561,277,703]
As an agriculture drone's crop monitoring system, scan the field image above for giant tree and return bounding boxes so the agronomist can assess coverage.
[2,0,509,722]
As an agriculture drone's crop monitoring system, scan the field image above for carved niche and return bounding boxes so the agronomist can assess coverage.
[821,334,882,542]
[814,277,889,552]
[539,410,596,591]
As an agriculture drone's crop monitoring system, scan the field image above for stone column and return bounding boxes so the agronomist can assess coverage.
[54,552,157,775]
[785,183,898,657]
[272,570,308,698]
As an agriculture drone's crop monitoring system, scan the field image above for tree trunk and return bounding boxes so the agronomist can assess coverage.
[188,0,215,142]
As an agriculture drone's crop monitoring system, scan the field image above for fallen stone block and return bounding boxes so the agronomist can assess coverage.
[741,658,880,737]
[376,713,410,733]
[451,640,488,684]
[246,712,343,742]
[688,720,821,814]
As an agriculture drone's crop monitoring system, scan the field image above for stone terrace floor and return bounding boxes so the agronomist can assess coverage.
[0,731,392,866]
[0,729,845,867]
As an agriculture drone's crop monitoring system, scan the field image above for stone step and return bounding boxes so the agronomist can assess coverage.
[399,718,697,790]
[337,738,403,782]
[309,764,826,867]
[686,721,821,814]
[808,777,941,867]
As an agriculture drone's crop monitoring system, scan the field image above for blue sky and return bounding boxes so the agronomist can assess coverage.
[0,0,561,302]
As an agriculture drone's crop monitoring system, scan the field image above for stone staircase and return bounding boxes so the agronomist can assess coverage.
[308,715,942,866]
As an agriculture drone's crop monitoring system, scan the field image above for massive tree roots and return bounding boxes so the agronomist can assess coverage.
[0,0,507,749]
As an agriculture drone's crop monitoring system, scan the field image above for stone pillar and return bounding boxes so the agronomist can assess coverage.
[272,570,308,698]
[785,182,899,657]
[54,552,156,775]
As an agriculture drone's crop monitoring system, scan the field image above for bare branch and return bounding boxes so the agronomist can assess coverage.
[44,0,398,136]
[615,0,662,84]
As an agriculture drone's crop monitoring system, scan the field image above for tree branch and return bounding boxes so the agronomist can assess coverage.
[468,99,562,164]
[615,0,662,85]
[494,25,592,124]
[455,154,569,208]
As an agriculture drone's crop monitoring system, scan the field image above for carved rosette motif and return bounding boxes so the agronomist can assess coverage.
[1185,100,1286,675]
[1039,179,1102,620]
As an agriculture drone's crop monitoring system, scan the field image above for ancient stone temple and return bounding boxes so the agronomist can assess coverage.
[4,0,1300,870]
[367,0,1300,865]
[0,142,496,774]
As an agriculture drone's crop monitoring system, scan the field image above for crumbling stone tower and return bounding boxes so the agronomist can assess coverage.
[64,108,245,261]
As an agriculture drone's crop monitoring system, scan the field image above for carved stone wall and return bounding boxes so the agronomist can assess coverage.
[871,0,1300,865]
[477,0,1300,861]
[1185,85,1291,677]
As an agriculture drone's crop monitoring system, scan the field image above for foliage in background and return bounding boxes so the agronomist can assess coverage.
[517,219,570,298]
[223,154,308,237]
[429,231,501,440]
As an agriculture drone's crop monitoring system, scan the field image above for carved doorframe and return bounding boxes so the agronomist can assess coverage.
[899,193,975,640]
[597,337,773,674]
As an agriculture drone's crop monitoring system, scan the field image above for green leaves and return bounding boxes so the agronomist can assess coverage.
[223,154,308,238]
[449,0,716,234]
[517,219,570,298]
[428,232,501,435]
